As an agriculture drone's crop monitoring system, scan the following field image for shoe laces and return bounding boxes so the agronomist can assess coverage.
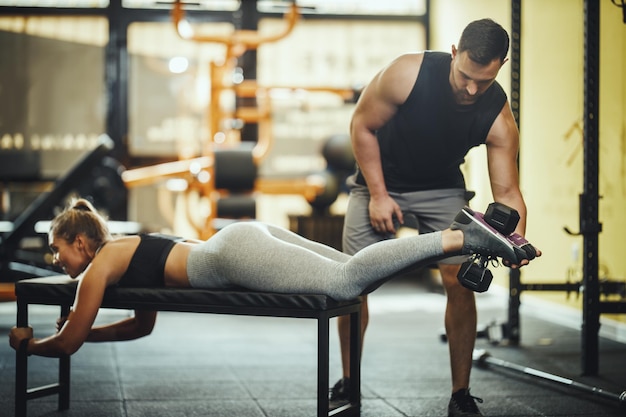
[469,253,501,268]
[329,377,349,400]
[453,389,483,413]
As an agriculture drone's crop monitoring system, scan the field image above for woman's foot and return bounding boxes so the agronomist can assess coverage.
[450,207,528,265]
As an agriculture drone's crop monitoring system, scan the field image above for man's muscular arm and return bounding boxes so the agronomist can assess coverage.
[486,102,541,265]
[350,53,424,232]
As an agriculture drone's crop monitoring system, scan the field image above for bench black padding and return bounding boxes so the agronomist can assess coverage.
[14,275,361,417]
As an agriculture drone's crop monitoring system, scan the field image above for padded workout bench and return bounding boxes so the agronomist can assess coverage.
[14,276,361,417]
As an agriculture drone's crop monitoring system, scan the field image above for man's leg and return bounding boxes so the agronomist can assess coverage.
[439,263,476,391]
[440,262,484,416]
[402,188,482,415]
[332,182,381,405]
[403,188,474,392]
[337,295,368,378]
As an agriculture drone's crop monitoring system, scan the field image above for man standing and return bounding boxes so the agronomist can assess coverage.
[332,18,529,417]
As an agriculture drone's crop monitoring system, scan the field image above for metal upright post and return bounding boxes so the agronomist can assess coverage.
[15,300,29,417]
[105,0,128,161]
[510,0,522,126]
[58,305,71,410]
[581,0,601,376]
[507,0,522,346]
[237,0,260,144]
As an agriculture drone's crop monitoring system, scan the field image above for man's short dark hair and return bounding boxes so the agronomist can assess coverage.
[457,18,510,65]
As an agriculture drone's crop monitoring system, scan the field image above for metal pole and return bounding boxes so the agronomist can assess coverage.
[15,300,29,417]
[581,0,601,376]
[473,350,626,406]
[507,0,522,346]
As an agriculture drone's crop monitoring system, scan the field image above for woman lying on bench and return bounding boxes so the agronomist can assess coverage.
[9,198,538,357]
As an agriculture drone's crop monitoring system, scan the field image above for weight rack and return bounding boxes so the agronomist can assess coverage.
[504,0,626,376]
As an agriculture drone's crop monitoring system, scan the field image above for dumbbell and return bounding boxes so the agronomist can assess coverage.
[458,202,515,292]
[483,202,537,260]
[457,203,537,293]
[457,258,493,293]
[484,202,519,235]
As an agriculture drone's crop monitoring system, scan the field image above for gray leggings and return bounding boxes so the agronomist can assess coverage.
[187,222,444,301]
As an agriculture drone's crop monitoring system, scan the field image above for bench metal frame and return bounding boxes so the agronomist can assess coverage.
[15,277,361,417]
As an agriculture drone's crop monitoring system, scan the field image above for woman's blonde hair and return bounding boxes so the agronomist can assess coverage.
[49,198,112,250]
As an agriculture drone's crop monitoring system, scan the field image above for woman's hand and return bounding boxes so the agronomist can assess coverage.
[9,326,33,351]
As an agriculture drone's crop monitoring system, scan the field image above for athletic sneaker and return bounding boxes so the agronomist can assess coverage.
[329,377,350,410]
[506,232,537,260]
[450,207,528,265]
[448,388,484,417]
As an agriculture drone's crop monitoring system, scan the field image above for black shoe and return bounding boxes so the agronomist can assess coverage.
[451,207,528,265]
[448,388,484,417]
[329,377,351,410]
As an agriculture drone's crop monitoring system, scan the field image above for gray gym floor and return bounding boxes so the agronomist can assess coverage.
[1,274,624,417]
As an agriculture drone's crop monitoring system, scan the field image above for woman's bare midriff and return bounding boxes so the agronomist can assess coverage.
[163,241,198,287]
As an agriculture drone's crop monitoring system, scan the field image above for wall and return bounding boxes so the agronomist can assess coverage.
[517,0,584,291]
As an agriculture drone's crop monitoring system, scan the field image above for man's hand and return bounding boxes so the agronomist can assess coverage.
[369,194,403,234]
[503,244,542,269]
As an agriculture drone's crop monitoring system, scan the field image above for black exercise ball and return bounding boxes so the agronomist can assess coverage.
[307,169,340,214]
[321,134,355,173]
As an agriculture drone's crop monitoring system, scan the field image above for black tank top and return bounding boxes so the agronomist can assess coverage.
[355,51,507,192]
[117,234,184,288]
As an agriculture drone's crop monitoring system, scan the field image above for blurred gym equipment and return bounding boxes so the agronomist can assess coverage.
[0,135,132,283]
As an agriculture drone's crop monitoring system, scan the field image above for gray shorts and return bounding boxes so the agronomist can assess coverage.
[342,183,470,265]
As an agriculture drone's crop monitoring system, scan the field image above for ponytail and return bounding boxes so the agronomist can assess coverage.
[49,198,112,250]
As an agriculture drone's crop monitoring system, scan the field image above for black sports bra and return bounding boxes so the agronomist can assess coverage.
[117,233,184,288]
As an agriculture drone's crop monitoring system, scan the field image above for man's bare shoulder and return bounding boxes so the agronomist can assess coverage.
[387,52,425,70]
[377,52,425,92]
[381,52,424,78]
